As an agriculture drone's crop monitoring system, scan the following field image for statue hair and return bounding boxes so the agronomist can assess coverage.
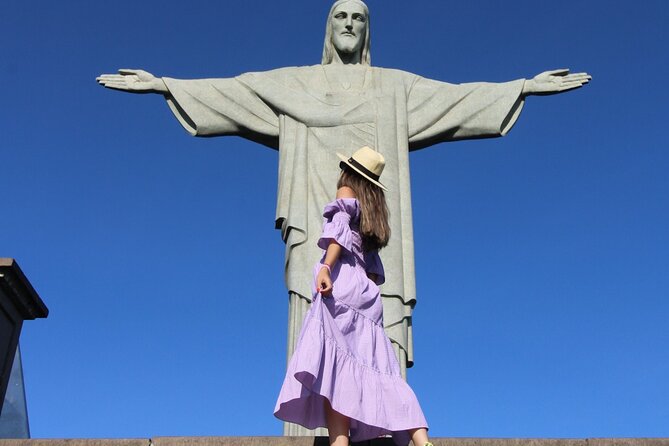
[322,0,371,65]
[337,166,390,252]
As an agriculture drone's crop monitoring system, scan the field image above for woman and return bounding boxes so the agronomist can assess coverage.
[275,147,431,446]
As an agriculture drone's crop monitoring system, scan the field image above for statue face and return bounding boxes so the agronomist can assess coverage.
[330,1,367,56]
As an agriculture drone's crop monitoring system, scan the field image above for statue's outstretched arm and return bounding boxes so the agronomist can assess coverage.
[96,69,169,94]
[522,69,591,96]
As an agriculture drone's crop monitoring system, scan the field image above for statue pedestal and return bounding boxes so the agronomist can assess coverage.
[0,259,48,431]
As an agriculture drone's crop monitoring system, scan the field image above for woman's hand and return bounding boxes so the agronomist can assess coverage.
[316,265,333,296]
[96,69,169,94]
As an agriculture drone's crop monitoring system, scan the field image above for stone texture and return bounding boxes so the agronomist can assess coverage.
[0,440,149,446]
[0,438,668,446]
[431,440,586,446]
[153,437,324,446]
[588,440,669,446]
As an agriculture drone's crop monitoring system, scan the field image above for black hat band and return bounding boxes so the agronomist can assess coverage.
[348,157,380,181]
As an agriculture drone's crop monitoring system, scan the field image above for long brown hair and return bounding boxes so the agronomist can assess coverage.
[337,166,390,251]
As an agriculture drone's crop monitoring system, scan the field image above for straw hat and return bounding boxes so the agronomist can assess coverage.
[337,146,387,191]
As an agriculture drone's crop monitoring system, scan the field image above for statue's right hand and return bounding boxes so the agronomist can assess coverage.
[96,69,168,94]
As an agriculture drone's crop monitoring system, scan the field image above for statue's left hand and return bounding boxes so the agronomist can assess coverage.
[523,69,591,96]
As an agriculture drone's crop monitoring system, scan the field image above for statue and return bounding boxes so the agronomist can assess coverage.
[97,0,590,433]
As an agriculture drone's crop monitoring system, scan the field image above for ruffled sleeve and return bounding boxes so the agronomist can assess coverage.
[317,198,360,252]
[363,250,386,285]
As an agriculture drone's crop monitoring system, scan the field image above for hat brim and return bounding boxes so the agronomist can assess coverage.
[337,152,388,191]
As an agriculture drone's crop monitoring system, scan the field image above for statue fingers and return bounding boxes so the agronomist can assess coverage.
[546,68,570,76]
[96,74,126,82]
[557,82,584,92]
[118,68,143,75]
[119,68,155,82]
[100,82,132,91]
[97,74,140,89]
[560,79,582,86]
[563,73,591,83]
[98,79,127,87]
[564,77,590,85]
[563,78,589,87]
[97,78,128,89]
[565,72,590,79]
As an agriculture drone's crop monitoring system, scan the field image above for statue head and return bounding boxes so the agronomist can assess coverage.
[322,0,371,65]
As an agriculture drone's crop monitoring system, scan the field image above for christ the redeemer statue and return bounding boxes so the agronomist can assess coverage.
[98,0,589,409]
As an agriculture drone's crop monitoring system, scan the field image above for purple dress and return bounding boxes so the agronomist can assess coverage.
[274,198,428,444]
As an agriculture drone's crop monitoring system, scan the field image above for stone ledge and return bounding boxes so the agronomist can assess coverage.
[0,440,148,446]
[1,438,667,446]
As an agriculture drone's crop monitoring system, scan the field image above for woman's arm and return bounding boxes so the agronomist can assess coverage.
[316,241,342,296]
[316,186,357,295]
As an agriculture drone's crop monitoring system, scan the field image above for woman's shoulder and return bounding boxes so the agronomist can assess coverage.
[321,187,359,218]
[323,193,359,219]
[336,186,356,199]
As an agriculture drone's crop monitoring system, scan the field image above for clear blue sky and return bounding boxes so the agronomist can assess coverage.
[2,0,668,439]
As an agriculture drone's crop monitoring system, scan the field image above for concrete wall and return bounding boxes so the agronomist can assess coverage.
[0,437,667,446]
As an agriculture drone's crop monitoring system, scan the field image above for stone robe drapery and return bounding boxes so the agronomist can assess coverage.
[162,64,525,373]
